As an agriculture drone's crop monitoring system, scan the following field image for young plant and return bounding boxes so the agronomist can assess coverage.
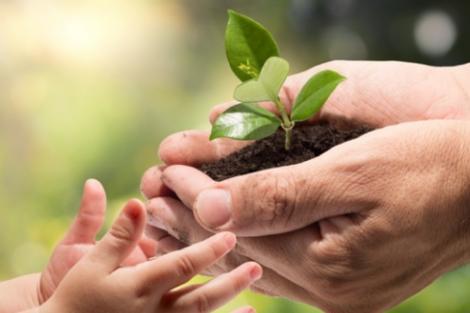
[210,10,346,150]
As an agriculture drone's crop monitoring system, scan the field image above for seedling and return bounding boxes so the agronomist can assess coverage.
[210,10,346,150]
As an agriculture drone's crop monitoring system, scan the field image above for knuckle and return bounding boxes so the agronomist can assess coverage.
[207,240,224,260]
[175,254,197,278]
[310,236,351,264]
[133,279,152,300]
[194,293,211,313]
[240,172,299,227]
[139,166,161,197]
[306,241,362,298]
[109,222,133,244]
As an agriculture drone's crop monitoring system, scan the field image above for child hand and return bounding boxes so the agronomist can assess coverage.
[40,197,262,313]
[38,179,157,303]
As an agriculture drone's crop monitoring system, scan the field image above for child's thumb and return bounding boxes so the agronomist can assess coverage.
[87,199,146,271]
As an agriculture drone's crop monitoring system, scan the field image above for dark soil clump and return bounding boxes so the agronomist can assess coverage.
[200,122,372,181]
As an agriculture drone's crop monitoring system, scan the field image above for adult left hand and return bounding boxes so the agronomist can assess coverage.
[142,120,470,313]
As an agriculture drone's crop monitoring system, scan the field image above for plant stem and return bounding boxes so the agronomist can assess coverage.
[273,97,294,151]
[284,124,293,150]
[274,97,291,127]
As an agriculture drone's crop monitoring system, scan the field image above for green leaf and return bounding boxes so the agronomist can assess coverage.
[210,103,281,141]
[291,70,346,122]
[233,56,289,103]
[225,10,280,81]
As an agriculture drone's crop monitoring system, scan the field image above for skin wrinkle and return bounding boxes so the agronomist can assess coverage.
[284,173,306,230]
[270,171,297,229]
[365,79,400,124]
[299,169,325,224]
[316,169,374,221]
[405,66,440,119]
[234,176,264,225]
[310,239,360,285]
[37,273,52,305]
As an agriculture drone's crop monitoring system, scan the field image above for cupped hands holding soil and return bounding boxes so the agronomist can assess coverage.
[141,60,470,313]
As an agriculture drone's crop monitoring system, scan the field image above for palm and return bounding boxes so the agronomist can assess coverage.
[39,243,93,302]
[37,180,155,304]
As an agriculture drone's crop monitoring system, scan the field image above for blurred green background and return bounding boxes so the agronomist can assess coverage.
[1,0,470,312]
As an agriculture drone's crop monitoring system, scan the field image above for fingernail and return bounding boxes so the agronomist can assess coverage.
[249,264,262,281]
[146,200,168,230]
[85,178,100,188]
[147,213,166,229]
[195,189,232,229]
[125,201,142,220]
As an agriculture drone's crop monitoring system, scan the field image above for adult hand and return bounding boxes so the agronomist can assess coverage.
[141,61,470,312]
[145,120,470,312]
[210,60,470,126]
[147,61,470,169]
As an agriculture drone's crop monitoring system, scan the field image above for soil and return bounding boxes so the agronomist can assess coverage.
[200,122,373,181]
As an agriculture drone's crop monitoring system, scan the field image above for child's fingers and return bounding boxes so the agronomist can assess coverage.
[137,232,236,291]
[138,235,158,258]
[120,236,157,266]
[85,199,146,271]
[167,262,262,313]
[62,179,106,244]
[121,246,148,266]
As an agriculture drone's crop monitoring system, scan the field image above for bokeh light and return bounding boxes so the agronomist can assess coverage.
[414,10,457,57]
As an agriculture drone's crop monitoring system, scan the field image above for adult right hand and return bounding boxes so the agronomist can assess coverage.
[149,120,470,313]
